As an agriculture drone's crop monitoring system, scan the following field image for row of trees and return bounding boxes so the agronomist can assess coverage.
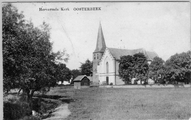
[3,3,93,110]
[119,51,191,85]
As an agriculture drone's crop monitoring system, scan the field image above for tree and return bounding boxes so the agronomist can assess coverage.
[55,63,71,84]
[133,53,149,84]
[164,51,191,84]
[3,3,26,92]
[3,3,69,109]
[118,53,149,84]
[149,56,165,84]
[71,69,81,79]
[118,55,134,84]
[70,69,81,84]
[80,59,92,76]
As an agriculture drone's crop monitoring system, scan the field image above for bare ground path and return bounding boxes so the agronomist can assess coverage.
[44,104,71,120]
[42,86,74,120]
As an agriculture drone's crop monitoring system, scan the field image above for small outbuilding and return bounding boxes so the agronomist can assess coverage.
[73,75,91,89]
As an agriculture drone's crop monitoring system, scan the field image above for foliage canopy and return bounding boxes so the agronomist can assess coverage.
[80,59,93,76]
[119,53,149,84]
[3,3,71,107]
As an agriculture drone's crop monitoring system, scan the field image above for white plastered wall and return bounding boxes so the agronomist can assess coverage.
[97,48,115,85]
[97,48,125,85]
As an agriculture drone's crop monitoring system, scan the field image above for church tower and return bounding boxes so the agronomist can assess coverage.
[93,23,106,85]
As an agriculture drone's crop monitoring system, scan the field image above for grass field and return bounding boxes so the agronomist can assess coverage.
[65,87,191,120]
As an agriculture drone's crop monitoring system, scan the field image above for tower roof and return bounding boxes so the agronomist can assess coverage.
[94,23,106,53]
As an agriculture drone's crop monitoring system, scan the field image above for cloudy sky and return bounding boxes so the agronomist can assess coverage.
[11,2,190,69]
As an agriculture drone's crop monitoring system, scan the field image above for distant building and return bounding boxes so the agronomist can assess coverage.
[73,75,91,89]
[93,23,158,85]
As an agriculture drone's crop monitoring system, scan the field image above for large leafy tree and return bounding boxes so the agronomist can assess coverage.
[56,63,71,84]
[119,53,149,84]
[80,59,92,76]
[3,3,69,107]
[149,56,165,84]
[118,55,134,84]
[3,3,25,91]
[165,51,191,84]
[133,53,149,84]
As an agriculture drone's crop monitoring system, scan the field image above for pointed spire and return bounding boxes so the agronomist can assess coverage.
[94,22,106,53]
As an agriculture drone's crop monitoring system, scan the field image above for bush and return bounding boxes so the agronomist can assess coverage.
[3,94,20,102]
[31,98,58,114]
[32,98,42,113]
[4,101,31,120]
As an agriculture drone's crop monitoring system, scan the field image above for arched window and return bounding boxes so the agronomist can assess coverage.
[106,62,109,74]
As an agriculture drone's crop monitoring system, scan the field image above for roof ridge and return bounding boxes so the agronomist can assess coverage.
[108,47,130,50]
[107,47,158,60]
[108,47,144,51]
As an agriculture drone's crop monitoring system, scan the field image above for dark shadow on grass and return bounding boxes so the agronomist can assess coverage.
[34,94,74,103]
[59,97,74,103]
[35,95,63,99]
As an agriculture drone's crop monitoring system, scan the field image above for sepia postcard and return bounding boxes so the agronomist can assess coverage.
[2,1,191,120]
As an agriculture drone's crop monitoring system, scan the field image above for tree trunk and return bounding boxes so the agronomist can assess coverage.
[26,90,35,115]
[17,88,22,95]
[140,79,142,85]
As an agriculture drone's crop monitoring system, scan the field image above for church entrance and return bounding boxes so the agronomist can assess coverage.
[106,76,109,85]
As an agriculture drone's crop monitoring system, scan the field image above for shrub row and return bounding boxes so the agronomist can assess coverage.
[3,101,31,120]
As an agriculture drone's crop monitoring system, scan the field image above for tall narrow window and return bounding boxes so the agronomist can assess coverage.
[106,62,109,74]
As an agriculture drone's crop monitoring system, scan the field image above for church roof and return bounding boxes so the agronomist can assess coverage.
[108,48,158,60]
[94,23,106,53]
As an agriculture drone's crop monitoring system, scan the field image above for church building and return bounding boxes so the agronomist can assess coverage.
[93,23,158,85]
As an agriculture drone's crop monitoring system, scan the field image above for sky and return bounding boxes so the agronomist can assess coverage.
[11,2,191,70]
